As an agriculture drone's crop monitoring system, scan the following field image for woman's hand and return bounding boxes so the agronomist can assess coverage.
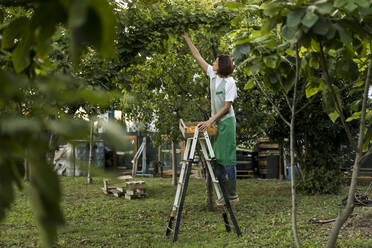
[197,118,214,132]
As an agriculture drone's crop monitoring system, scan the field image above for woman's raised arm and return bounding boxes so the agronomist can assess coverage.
[181,32,209,73]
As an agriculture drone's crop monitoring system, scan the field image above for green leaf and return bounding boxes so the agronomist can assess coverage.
[46,119,89,139]
[69,0,88,28]
[263,55,279,69]
[305,81,320,98]
[30,158,64,247]
[345,1,358,12]
[311,39,320,52]
[313,18,329,36]
[287,9,305,28]
[334,24,352,46]
[232,44,250,63]
[249,64,262,75]
[244,79,255,90]
[335,59,358,80]
[12,34,32,73]
[71,0,116,66]
[346,111,361,122]
[0,8,4,23]
[2,17,28,49]
[316,2,333,15]
[328,110,339,123]
[231,16,243,27]
[363,128,372,152]
[334,0,347,8]
[100,121,133,151]
[224,2,245,9]
[301,9,319,28]
[1,118,42,134]
[281,25,296,41]
[356,0,370,8]
[0,161,23,222]
[88,0,116,57]
[326,24,337,40]
[262,1,281,17]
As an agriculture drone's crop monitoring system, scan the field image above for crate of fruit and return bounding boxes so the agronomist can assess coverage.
[179,119,217,139]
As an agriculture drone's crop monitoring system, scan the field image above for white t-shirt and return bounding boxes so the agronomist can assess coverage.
[207,65,237,102]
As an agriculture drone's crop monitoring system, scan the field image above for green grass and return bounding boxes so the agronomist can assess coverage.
[1,176,371,247]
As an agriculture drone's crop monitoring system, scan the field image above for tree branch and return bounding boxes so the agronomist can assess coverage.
[276,74,292,110]
[253,76,290,126]
[360,148,372,164]
[292,44,299,113]
[319,39,357,150]
[295,94,320,115]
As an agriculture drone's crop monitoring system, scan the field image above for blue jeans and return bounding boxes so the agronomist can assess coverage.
[223,165,237,180]
[214,163,236,181]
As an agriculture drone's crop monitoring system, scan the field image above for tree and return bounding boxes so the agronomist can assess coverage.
[0,1,129,246]
[228,0,372,247]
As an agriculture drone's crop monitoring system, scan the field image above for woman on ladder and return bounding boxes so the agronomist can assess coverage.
[181,32,238,205]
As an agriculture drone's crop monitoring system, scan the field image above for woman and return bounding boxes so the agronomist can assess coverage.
[181,32,238,205]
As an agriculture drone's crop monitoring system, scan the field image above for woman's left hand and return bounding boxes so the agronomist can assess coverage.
[197,118,213,132]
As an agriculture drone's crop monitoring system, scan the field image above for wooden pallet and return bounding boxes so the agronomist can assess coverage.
[237,169,254,178]
[258,143,279,149]
[258,150,280,156]
[124,181,147,200]
[102,179,125,198]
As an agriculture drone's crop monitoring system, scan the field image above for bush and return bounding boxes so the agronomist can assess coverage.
[297,166,343,195]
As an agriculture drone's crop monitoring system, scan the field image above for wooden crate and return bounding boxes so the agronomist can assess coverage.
[179,119,217,139]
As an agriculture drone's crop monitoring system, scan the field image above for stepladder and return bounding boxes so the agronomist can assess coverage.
[165,121,242,242]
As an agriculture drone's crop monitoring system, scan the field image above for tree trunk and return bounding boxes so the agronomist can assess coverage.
[205,168,214,211]
[171,141,177,186]
[24,155,30,181]
[290,115,300,248]
[326,41,372,248]
[291,44,301,248]
[199,150,214,210]
[87,120,94,184]
[47,133,56,165]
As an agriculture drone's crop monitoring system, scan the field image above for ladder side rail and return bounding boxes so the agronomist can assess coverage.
[183,138,192,161]
[173,161,193,242]
[203,130,215,158]
[171,138,193,213]
[172,161,187,214]
[189,128,199,160]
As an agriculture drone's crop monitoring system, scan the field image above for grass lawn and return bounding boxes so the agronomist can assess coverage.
[0,176,371,247]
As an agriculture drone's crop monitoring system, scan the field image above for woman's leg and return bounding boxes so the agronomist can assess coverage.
[224,165,239,201]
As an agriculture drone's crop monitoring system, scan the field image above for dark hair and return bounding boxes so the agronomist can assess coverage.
[217,55,234,77]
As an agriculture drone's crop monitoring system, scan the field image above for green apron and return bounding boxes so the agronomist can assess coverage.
[210,76,236,166]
